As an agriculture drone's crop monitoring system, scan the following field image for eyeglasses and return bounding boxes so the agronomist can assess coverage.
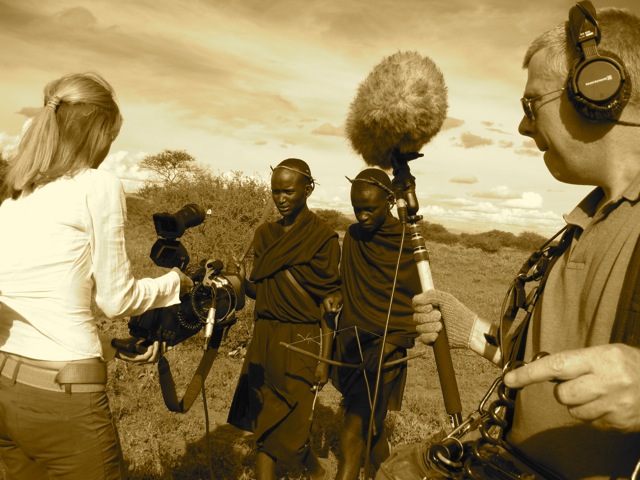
[520,88,565,122]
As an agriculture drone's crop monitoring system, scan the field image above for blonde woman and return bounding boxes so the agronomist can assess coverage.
[0,72,192,480]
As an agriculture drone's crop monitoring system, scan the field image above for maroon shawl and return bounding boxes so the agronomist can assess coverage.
[250,208,341,323]
[339,215,420,349]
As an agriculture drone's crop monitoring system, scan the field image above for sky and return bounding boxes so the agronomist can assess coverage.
[1,0,639,236]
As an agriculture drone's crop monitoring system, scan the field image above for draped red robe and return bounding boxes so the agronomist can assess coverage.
[334,215,420,410]
[228,209,340,463]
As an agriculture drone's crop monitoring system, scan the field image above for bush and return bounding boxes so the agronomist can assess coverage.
[420,221,459,246]
[515,230,548,251]
[314,208,353,232]
[460,234,502,253]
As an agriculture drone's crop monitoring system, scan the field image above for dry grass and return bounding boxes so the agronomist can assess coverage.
[0,240,531,479]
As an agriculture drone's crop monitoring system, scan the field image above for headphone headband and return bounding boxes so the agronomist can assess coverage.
[569,1,600,48]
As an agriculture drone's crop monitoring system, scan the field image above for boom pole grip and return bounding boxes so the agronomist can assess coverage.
[410,223,463,427]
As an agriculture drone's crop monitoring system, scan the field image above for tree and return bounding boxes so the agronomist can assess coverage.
[138,149,205,186]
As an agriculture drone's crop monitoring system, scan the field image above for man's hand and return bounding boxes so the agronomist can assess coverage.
[226,256,246,279]
[413,302,443,345]
[323,291,343,314]
[412,290,477,349]
[504,344,640,432]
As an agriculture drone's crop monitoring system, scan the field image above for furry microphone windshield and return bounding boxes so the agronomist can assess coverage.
[345,51,448,170]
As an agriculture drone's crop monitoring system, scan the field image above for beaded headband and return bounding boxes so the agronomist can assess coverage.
[346,176,395,198]
[270,165,317,187]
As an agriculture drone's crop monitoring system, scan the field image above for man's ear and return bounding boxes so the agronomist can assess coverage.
[305,184,314,198]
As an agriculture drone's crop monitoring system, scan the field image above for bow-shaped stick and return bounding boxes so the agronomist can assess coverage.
[279,341,426,369]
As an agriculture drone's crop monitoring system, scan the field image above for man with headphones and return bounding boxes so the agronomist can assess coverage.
[378,2,640,478]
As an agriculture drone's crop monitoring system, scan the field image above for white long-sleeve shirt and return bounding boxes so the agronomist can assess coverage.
[0,168,180,361]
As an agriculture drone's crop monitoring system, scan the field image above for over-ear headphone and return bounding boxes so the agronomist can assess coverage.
[566,0,632,121]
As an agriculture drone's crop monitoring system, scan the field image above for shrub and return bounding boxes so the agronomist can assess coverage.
[420,221,459,246]
[460,233,502,253]
[313,208,353,232]
[515,230,548,251]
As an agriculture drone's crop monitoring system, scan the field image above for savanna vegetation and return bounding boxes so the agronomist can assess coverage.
[0,150,545,479]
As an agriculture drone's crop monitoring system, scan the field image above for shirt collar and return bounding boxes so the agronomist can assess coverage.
[620,168,640,203]
[564,169,640,231]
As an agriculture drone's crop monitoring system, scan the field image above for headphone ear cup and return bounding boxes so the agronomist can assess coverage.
[567,50,631,121]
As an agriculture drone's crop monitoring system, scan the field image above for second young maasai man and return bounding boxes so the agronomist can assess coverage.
[333,168,421,480]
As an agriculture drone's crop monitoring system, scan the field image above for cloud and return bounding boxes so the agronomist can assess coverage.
[473,185,518,200]
[430,196,479,207]
[98,150,152,192]
[0,132,20,158]
[17,107,40,118]
[516,139,541,157]
[441,117,465,131]
[422,202,563,235]
[503,191,543,209]
[0,2,310,138]
[0,120,31,159]
[456,132,494,148]
[471,188,543,209]
[52,6,99,29]
[487,127,512,135]
[450,174,478,184]
[515,147,540,157]
[312,122,343,136]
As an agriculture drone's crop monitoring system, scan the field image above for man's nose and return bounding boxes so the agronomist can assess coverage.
[518,115,535,137]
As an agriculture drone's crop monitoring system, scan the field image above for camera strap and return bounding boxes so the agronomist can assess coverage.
[156,327,225,413]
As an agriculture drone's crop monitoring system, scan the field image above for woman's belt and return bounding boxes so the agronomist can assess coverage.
[0,351,107,393]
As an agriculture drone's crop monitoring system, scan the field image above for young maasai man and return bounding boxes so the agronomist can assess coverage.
[333,168,421,480]
[227,158,341,480]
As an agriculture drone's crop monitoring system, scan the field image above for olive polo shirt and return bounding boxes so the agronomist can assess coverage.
[507,172,640,478]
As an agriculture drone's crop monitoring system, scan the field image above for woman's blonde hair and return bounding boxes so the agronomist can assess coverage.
[3,72,123,199]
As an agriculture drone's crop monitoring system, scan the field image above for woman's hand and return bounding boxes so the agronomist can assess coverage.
[111,336,169,364]
[171,268,194,296]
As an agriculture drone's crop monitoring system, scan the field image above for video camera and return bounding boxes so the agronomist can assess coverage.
[128,204,245,347]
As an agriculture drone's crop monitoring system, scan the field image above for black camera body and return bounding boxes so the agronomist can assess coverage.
[128,204,245,347]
